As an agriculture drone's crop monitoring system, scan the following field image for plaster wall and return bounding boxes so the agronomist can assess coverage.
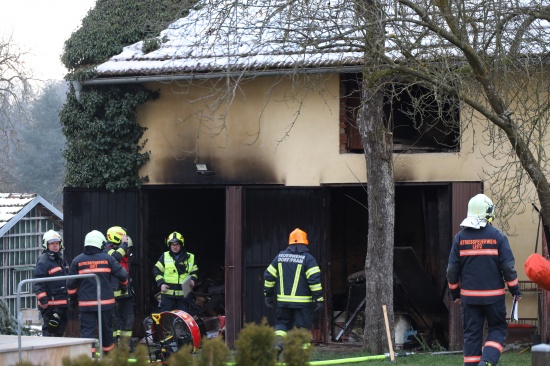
[137,73,544,318]
[138,75,491,185]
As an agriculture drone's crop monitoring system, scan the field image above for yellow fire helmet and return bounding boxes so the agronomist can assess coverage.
[106,226,127,245]
[166,231,184,247]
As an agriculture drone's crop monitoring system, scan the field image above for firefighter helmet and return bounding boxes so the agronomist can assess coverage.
[127,236,133,247]
[43,230,62,249]
[467,194,495,222]
[166,231,184,247]
[106,226,127,245]
[85,230,107,249]
[289,228,309,245]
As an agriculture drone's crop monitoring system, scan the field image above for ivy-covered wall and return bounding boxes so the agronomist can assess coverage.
[60,0,192,190]
[60,85,156,190]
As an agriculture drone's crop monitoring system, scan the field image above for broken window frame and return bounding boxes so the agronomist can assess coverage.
[339,73,461,153]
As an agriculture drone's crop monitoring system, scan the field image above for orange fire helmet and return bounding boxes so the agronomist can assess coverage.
[289,228,308,245]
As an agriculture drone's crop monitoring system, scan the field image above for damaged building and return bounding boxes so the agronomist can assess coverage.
[62,0,543,350]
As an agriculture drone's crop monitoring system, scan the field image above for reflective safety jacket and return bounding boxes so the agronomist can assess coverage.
[447,225,520,305]
[154,250,198,297]
[33,250,70,308]
[67,246,128,312]
[104,242,132,298]
[264,244,323,308]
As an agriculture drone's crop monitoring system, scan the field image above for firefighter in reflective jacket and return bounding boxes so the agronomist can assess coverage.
[33,230,69,337]
[264,228,324,354]
[447,194,521,366]
[153,231,198,313]
[67,230,128,355]
[104,226,134,347]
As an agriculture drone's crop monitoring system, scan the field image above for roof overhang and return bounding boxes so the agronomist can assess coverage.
[79,65,365,86]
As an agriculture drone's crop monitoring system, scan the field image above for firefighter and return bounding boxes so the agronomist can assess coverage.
[263,228,324,356]
[33,230,69,337]
[153,231,198,313]
[447,194,522,366]
[67,230,128,356]
[104,226,134,348]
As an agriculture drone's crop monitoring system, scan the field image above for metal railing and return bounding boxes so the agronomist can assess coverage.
[16,274,103,362]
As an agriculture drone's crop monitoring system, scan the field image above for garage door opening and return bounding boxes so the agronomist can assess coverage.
[329,184,451,348]
[143,187,226,317]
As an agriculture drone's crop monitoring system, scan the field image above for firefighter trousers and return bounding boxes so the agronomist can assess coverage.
[41,307,68,337]
[158,294,191,313]
[274,306,313,348]
[462,301,507,366]
[80,308,115,353]
[113,296,134,339]
[275,306,313,333]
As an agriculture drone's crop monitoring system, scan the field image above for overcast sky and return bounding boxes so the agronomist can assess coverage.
[0,0,96,82]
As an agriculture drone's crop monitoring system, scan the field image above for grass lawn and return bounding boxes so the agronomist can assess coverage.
[310,346,532,365]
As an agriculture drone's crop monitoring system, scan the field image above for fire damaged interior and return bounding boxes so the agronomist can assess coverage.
[340,73,461,154]
[64,182,457,347]
[329,184,451,348]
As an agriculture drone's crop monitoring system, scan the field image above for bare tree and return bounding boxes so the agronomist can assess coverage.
[13,82,67,208]
[374,0,550,234]
[0,36,32,190]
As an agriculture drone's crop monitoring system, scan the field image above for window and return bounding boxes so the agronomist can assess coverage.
[340,73,460,153]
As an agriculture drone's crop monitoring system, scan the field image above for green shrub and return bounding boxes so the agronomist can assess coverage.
[235,319,276,366]
[103,345,130,364]
[62,0,192,72]
[132,344,152,366]
[0,300,18,335]
[196,336,231,366]
[282,328,313,366]
[142,37,161,54]
[14,362,35,366]
[62,353,99,366]
[61,344,150,366]
[167,344,194,365]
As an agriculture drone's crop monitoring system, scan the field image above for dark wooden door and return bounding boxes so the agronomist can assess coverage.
[242,187,328,342]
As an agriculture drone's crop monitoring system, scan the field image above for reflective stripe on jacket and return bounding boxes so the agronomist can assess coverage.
[264,244,323,308]
[153,251,198,297]
[67,246,128,312]
[104,243,132,299]
[33,251,70,307]
[446,225,519,305]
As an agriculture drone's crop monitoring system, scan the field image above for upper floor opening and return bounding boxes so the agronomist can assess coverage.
[340,73,460,153]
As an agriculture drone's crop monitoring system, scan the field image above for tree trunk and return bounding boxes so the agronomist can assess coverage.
[357,0,394,355]
[359,82,395,354]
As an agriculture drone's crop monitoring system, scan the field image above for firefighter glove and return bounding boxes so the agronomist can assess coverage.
[48,309,61,329]
[265,297,275,308]
[509,286,522,298]
[68,296,78,311]
[120,283,128,294]
[313,300,323,312]
[450,288,460,301]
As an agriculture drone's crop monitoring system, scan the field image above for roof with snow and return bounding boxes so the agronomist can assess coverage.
[93,0,550,78]
[0,193,63,237]
[95,0,365,77]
